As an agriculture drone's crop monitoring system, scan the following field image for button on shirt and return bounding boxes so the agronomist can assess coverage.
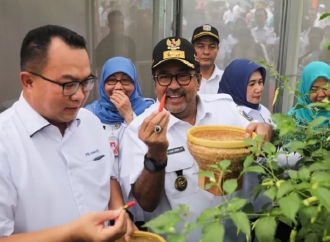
[120,94,254,242]
[0,95,112,236]
[251,26,276,45]
[198,65,224,94]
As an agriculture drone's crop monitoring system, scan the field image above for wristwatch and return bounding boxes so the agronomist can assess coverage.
[144,154,167,172]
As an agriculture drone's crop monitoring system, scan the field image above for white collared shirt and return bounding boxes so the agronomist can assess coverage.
[198,65,224,94]
[119,94,254,242]
[239,104,274,126]
[0,95,112,236]
[251,26,276,45]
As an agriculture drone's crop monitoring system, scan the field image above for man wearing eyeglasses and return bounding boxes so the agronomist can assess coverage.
[0,25,135,242]
[119,37,274,241]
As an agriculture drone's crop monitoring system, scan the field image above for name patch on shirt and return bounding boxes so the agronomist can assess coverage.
[167,146,185,155]
[238,109,254,121]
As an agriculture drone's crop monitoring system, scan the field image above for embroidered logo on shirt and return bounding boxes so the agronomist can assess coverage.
[85,149,99,157]
[238,109,254,121]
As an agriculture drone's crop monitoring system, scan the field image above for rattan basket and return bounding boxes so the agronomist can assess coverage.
[187,125,255,196]
[115,231,166,242]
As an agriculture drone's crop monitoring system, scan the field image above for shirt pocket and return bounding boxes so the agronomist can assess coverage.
[164,146,200,199]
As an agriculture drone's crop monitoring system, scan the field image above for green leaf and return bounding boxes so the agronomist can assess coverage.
[230,212,251,238]
[278,192,301,223]
[167,234,185,242]
[304,233,318,242]
[312,187,330,212]
[279,215,293,227]
[204,182,217,190]
[277,181,294,199]
[298,166,311,181]
[262,142,276,154]
[261,202,272,211]
[144,210,183,233]
[197,207,221,223]
[320,13,330,20]
[288,170,298,180]
[243,156,254,168]
[255,217,277,242]
[309,162,330,171]
[283,141,306,152]
[311,171,330,183]
[295,182,311,191]
[201,222,224,242]
[243,138,258,146]
[241,166,266,176]
[198,171,215,182]
[223,179,238,195]
[228,197,247,212]
[242,202,255,214]
[264,187,277,200]
[219,160,231,170]
[308,116,328,129]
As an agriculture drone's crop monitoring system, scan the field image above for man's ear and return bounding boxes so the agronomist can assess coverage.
[196,73,202,90]
[20,72,33,89]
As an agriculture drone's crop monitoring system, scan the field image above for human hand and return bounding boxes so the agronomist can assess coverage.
[70,209,127,242]
[245,122,273,141]
[138,110,170,162]
[110,91,133,124]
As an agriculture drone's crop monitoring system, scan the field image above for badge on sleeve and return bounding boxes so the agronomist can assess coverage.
[109,136,119,156]
[238,109,254,121]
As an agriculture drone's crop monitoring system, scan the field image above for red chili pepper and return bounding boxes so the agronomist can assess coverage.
[123,200,136,210]
[158,94,166,112]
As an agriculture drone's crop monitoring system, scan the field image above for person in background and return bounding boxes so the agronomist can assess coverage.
[298,27,324,73]
[191,24,224,94]
[119,36,274,242]
[95,10,136,74]
[217,58,273,218]
[230,27,267,63]
[289,61,330,125]
[251,8,276,50]
[0,25,134,242]
[85,56,154,229]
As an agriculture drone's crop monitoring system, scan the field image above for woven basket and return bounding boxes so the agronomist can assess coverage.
[187,125,255,196]
[115,231,166,242]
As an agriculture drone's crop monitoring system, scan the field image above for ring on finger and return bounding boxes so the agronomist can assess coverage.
[154,125,162,133]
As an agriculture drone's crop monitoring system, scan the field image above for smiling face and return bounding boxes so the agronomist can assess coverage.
[104,72,134,97]
[153,60,201,120]
[246,70,264,104]
[309,77,330,103]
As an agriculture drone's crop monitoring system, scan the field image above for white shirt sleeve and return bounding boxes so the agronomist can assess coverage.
[119,124,148,198]
[0,144,16,236]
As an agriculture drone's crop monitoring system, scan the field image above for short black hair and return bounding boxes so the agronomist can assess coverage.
[20,25,86,72]
[107,10,124,23]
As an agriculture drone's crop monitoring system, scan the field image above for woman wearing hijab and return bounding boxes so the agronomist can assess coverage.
[217,58,272,215]
[85,56,154,227]
[288,61,330,125]
[218,58,272,124]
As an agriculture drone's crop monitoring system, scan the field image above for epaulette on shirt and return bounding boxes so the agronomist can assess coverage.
[199,94,233,102]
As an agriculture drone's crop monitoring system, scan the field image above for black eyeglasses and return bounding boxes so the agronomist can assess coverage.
[153,73,196,86]
[28,72,97,96]
[105,78,133,86]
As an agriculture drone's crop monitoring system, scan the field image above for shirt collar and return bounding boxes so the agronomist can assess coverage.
[204,65,223,81]
[16,93,81,137]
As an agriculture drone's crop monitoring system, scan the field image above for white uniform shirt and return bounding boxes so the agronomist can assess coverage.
[251,26,276,45]
[120,94,256,242]
[198,65,224,94]
[0,95,112,236]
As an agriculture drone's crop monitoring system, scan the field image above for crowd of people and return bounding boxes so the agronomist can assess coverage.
[1,0,330,242]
